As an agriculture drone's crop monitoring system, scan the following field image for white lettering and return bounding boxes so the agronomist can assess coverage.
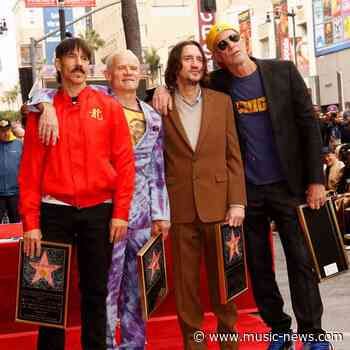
[201,24,213,40]
[200,12,214,22]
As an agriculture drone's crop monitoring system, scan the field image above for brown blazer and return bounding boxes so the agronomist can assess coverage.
[163,88,246,224]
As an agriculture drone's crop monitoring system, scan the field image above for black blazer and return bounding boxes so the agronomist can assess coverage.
[209,58,324,196]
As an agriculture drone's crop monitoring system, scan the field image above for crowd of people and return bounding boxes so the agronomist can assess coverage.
[315,102,350,149]
[1,21,346,350]
[316,103,350,250]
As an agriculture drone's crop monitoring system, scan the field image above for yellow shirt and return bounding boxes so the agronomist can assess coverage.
[123,107,146,146]
[2,130,16,141]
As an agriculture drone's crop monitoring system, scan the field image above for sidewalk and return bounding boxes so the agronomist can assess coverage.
[274,234,350,350]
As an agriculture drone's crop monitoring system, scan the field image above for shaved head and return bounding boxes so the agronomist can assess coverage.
[104,49,141,94]
[106,49,140,71]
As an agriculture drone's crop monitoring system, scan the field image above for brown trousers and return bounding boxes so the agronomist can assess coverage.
[171,218,238,350]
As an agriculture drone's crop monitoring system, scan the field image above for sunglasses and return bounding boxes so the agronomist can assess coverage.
[216,34,240,51]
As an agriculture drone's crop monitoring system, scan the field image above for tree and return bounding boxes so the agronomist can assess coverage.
[0,110,21,121]
[78,29,105,64]
[121,0,144,96]
[144,47,160,84]
[0,84,21,111]
[10,84,21,110]
[121,0,143,63]
[0,95,10,110]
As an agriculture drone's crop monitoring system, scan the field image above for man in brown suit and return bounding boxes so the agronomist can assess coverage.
[163,40,246,350]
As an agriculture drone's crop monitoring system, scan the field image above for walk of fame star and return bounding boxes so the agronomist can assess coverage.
[147,251,161,281]
[30,251,61,287]
[225,232,241,262]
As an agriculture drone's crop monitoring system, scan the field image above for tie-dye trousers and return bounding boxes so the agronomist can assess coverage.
[106,227,151,350]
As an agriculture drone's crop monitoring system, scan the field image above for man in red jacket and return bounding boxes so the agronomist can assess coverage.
[18,38,135,350]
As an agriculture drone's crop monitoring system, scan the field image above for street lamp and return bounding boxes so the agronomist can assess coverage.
[266,8,297,68]
[0,18,8,36]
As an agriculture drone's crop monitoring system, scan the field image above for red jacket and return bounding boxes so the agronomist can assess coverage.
[19,86,135,231]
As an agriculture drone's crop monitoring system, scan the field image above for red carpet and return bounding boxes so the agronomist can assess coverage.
[0,311,273,349]
[0,225,282,349]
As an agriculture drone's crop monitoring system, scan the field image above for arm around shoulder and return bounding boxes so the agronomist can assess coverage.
[18,113,47,232]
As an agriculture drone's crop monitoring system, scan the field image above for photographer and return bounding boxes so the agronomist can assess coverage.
[320,105,341,149]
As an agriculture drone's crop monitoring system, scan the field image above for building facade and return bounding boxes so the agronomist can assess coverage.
[312,0,350,108]
[0,1,20,111]
[11,0,350,107]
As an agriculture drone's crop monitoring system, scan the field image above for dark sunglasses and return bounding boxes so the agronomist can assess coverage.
[216,34,240,51]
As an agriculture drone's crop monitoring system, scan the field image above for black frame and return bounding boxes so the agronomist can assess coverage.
[297,199,349,282]
[16,240,72,328]
[215,224,248,304]
[137,233,168,320]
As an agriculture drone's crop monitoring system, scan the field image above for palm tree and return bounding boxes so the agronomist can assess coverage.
[121,0,144,96]
[78,29,105,64]
[144,47,160,84]
[0,84,21,111]
[121,0,143,63]
[9,84,21,110]
[0,95,11,110]
[2,91,14,110]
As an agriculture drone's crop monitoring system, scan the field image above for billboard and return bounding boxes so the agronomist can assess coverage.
[238,10,252,56]
[25,0,96,7]
[273,0,292,60]
[313,0,350,56]
[296,37,310,76]
[43,8,74,64]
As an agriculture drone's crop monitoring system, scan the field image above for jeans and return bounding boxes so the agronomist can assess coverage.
[37,202,113,350]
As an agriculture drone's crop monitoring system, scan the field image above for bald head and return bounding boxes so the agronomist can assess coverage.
[104,49,141,94]
[106,49,140,71]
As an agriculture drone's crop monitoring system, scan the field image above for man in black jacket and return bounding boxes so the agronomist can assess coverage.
[207,24,328,350]
[153,24,329,350]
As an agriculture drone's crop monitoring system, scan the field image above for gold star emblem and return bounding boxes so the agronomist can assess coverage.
[30,251,61,287]
[147,251,161,281]
[90,108,103,120]
[225,232,241,263]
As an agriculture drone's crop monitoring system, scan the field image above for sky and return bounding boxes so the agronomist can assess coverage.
[0,0,19,96]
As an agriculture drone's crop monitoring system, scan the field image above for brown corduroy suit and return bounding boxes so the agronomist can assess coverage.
[163,88,246,350]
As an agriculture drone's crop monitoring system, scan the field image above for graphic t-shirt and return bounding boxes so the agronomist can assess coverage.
[230,69,285,185]
[123,107,146,146]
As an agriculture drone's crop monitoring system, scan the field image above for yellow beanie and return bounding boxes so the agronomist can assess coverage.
[205,23,239,52]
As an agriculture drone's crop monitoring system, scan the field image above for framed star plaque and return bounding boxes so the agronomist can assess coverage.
[216,224,248,304]
[15,240,72,328]
[297,199,349,282]
[137,233,168,320]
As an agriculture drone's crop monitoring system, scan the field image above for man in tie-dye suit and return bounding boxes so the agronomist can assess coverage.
[27,49,170,350]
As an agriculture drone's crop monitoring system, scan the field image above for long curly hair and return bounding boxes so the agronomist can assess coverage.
[165,40,209,92]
